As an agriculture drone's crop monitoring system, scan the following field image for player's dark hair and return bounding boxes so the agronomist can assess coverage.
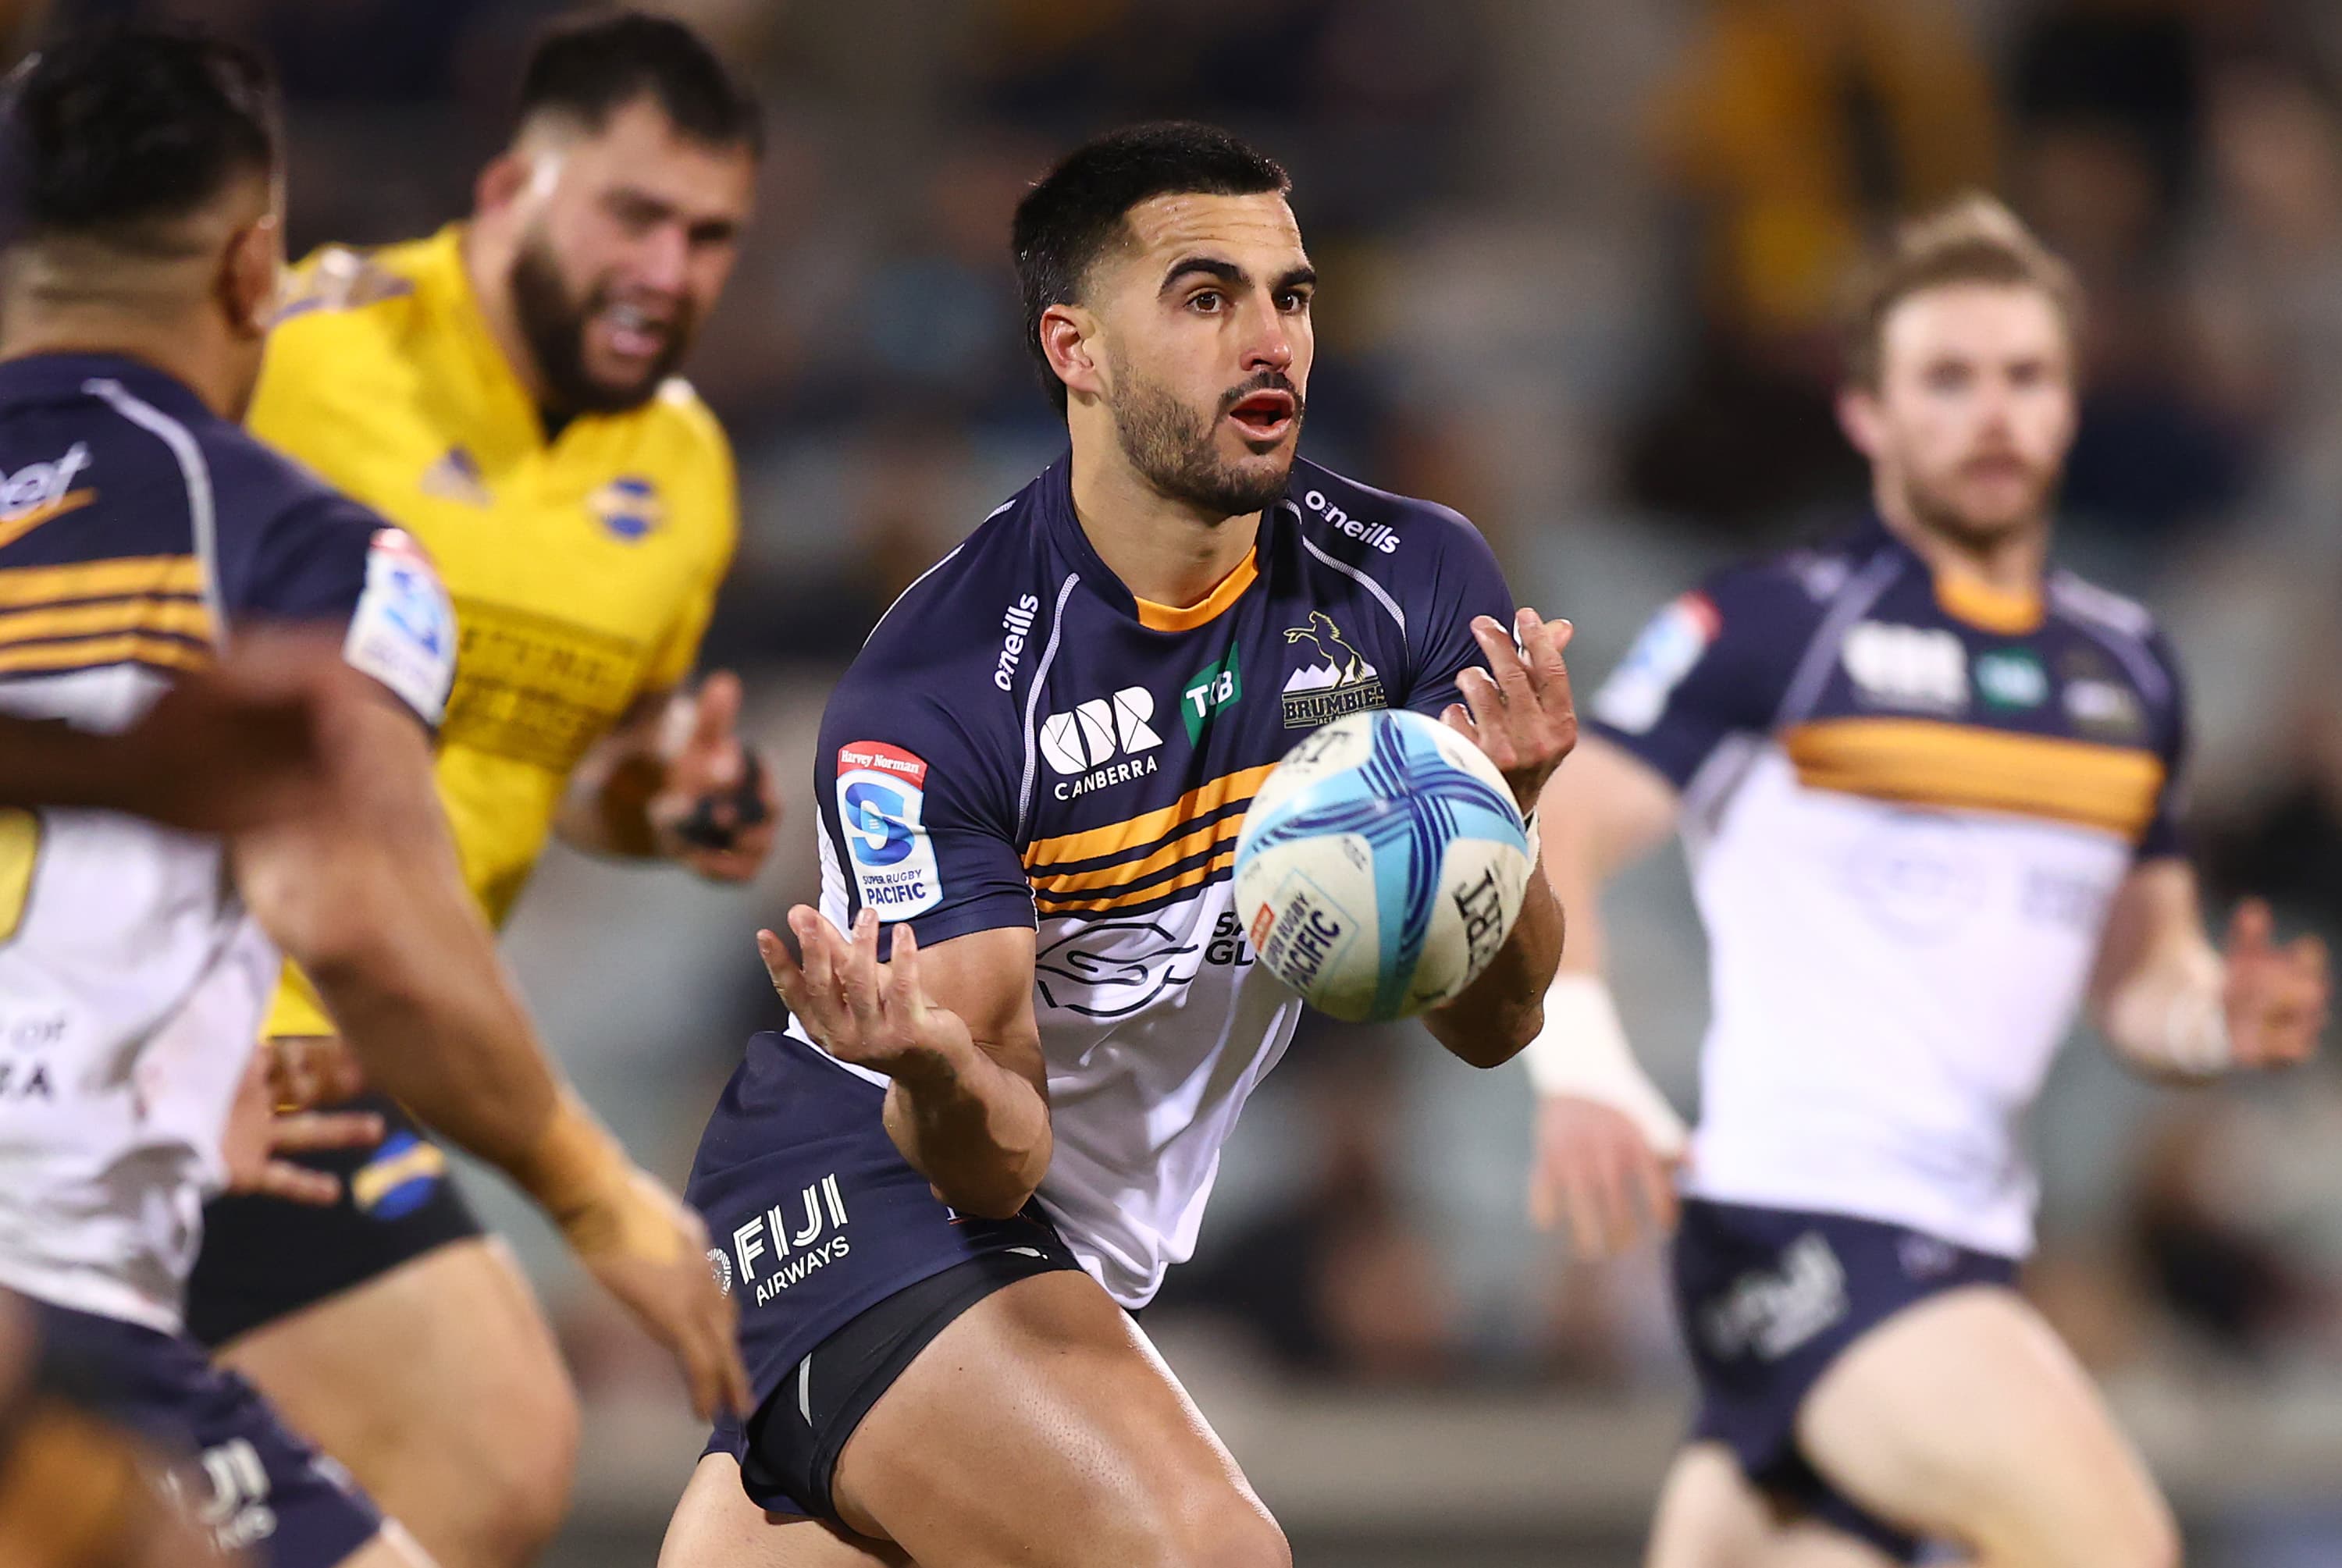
[1841,193,2084,390]
[1013,122,1291,412]
[517,9,761,156]
[0,24,277,253]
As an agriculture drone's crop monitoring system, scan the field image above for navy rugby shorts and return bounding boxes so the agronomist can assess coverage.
[30,1299,382,1566]
[690,1030,1082,1519]
[1671,1197,2020,1563]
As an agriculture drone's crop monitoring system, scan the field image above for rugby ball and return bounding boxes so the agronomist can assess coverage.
[1234,709,1531,1022]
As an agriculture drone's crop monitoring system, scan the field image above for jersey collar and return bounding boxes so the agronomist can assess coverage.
[1040,450,1277,633]
[412,224,563,456]
[1861,509,2047,635]
[0,351,216,428]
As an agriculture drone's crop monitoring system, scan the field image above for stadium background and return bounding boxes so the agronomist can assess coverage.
[31,0,2342,1563]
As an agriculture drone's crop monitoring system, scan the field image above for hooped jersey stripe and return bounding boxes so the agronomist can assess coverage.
[1783,717,2165,838]
[1022,761,1278,871]
[0,555,205,608]
[0,596,212,647]
[1029,812,1247,897]
[0,632,208,678]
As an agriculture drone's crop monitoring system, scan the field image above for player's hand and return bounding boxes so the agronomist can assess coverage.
[650,671,780,883]
[265,1033,367,1111]
[760,906,978,1085]
[1526,1093,1680,1258]
[2223,898,2330,1068]
[1442,608,1578,816]
[569,1171,751,1424]
[220,1047,385,1206]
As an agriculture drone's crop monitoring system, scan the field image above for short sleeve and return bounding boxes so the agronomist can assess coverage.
[818,696,1034,950]
[239,494,457,730]
[1399,514,1518,718]
[2134,634,2191,862]
[1585,567,1811,790]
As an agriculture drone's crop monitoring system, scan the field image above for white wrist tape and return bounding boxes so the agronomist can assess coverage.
[1522,972,1689,1155]
[2104,957,2230,1077]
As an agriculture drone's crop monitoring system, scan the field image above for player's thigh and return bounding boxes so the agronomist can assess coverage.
[834,1270,1286,1568]
[1647,1445,1902,1568]
[1797,1285,2176,1568]
[660,1454,908,1568]
[216,1239,578,1538]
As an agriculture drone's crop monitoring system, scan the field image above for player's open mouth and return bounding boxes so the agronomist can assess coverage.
[1227,391,1297,440]
[600,302,672,361]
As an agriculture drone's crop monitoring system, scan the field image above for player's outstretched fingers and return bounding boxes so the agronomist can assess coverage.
[844,908,885,1037]
[888,923,928,1026]
[1456,667,1518,772]
[1638,1149,1683,1238]
[1440,700,1481,747]
[689,671,747,788]
[1472,614,1536,709]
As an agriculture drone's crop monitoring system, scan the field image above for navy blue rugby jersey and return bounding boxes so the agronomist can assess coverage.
[804,453,1514,1306]
[1582,515,2185,1258]
[0,353,455,1332]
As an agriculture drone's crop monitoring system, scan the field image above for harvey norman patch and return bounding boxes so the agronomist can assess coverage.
[836,741,941,919]
[343,528,456,725]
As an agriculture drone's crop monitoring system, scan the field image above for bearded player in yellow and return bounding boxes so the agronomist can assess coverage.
[182,14,778,1568]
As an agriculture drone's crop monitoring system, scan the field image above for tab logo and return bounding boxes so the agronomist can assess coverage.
[837,741,941,917]
[1181,645,1241,742]
[0,442,94,549]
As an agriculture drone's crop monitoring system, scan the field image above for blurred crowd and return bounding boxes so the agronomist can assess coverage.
[53,0,2342,1513]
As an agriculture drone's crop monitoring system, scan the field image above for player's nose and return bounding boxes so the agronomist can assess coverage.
[1239,299,1295,374]
[631,222,692,295]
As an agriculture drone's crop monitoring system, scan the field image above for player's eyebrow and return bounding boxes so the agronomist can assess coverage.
[1272,265,1319,295]
[1159,257,1249,297]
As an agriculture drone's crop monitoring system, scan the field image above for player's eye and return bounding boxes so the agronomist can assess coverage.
[1924,364,1971,393]
[1189,290,1225,315]
[1276,289,1312,314]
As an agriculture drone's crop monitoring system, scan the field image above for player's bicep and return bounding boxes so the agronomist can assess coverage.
[1544,734,1683,878]
[907,923,1045,1096]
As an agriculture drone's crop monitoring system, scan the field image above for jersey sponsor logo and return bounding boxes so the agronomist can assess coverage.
[2060,650,2148,743]
[439,599,643,775]
[419,444,490,506]
[1180,644,1241,742]
[994,593,1041,692]
[707,1246,734,1295]
[1590,591,1718,735]
[1280,611,1384,727]
[1041,687,1163,799]
[344,528,457,726]
[1701,1231,1848,1361]
[588,475,664,542]
[837,741,941,917]
[1842,621,1967,713]
[1297,487,1399,553]
[1975,648,2048,709]
[0,442,94,549]
[728,1172,851,1307]
[157,1438,279,1554]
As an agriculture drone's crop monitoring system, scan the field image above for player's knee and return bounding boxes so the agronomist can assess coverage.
[446,1366,579,1563]
[1153,1484,1289,1568]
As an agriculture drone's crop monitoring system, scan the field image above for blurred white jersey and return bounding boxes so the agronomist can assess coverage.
[0,355,452,1332]
[1589,520,2186,1257]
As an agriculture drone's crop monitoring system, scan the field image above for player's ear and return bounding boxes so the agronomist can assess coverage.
[221,213,282,340]
[1837,383,1884,461]
[1041,304,1104,404]
[475,151,532,219]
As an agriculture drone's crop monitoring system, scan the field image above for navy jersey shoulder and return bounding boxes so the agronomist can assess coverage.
[1281,457,1514,715]
[1587,525,1882,788]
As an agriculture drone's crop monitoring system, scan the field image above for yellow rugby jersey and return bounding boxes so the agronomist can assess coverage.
[252,225,739,1033]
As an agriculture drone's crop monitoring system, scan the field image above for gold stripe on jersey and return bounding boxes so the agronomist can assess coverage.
[1785,718,2164,838]
[0,596,212,647]
[0,554,204,610]
[0,488,96,552]
[0,631,208,677]
[1030,814,1246,898]
[1023,761,1278,872]
[1035,846,1240,916]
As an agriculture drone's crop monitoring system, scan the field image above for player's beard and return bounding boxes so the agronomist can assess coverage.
[507,226,695,416]
[1899,453,2058,553]
[1109,368,1303,520]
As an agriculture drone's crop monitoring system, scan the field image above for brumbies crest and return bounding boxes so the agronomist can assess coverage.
[1280,612,1384,727]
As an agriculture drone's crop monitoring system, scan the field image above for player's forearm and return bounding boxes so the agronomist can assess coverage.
[2094,933,2229,1080]
[556,744,667,858]
[0,720,114,809]
[880,1039,1054,1219]
[1425,868,1564,1068]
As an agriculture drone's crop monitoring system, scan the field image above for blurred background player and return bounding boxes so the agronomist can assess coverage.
[0,22,745,1565]
[181,13,774,1567]
[1521,195,2330,1567]
[660,121,1576,1568]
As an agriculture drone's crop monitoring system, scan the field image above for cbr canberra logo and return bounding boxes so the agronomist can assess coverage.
[1041,687,1162,799]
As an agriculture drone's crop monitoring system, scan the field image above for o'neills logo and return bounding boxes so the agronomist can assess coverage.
[837,741,927,787]
[995,594,1041,692]
[1280,610,1386,728]
[1301,488,1399,554]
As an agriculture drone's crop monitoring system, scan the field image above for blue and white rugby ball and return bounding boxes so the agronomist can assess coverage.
[1234,709,1531,1022]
